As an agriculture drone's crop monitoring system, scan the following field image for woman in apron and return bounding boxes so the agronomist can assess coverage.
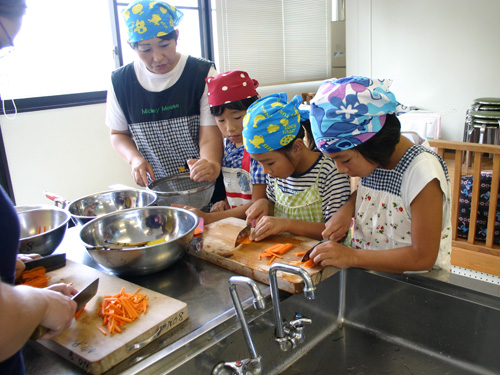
[243,93,351,241]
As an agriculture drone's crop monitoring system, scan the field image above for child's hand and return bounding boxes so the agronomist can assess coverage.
[323,211,352,242]
[187,158,219,182]
[210,200,230,212]
[309,241,355,269]
[245,198,269,227]
[171,203,206,220]
[251,216,288,241]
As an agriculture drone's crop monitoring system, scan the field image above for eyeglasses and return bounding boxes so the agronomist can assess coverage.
[0,18,15,58]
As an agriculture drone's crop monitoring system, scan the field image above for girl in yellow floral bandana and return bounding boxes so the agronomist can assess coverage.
[243,93,351,241]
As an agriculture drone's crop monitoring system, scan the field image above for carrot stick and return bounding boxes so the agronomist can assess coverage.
[295,251,307,257]
[267,255,276,265]
[97,325,108,336]
[303,259,315,268]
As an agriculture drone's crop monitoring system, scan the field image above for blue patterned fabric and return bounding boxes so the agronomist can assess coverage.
[223,141,266,185]
[123,1,183,42]
[310,76,408,153]
[243,93,302,154]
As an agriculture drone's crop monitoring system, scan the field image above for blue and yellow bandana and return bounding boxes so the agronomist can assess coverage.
[123,1,183,43]
[242,93,302,154]
[310,76,408,153]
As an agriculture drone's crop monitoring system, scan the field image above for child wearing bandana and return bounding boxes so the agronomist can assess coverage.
[176,70,267,224]
[243,93,351,241]
[308,76,451,272]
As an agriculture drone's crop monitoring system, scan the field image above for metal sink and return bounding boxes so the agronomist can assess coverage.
[148,269,500,375]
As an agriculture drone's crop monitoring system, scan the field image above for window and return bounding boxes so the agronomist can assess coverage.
[0,0,214,114]
[215,0,331,85]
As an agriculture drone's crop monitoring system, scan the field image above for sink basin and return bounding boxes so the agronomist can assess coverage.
[146,269,500,374]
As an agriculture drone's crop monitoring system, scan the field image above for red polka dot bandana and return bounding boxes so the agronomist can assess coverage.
[206,70,259,107]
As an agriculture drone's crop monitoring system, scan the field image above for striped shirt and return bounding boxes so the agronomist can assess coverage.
[266,154,351,221]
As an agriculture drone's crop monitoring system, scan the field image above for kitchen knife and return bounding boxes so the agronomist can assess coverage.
[30,278,100,340]
[24,253,66,272]
[234,224,252,247]
[301,238,331,262]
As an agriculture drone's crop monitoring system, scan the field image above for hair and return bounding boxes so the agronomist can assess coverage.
[277,119,318,154]
[129,29,178,49]
[353,113,401,166]
[0,0,26,19]
[210,96,260,116]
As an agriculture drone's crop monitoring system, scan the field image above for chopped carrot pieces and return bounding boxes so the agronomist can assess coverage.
[237,236,252,245]
[98,288,149,335]
[267,255,277,265]
[194,227,202,236]
[18,266,51,288]
[295,251,307,257]
[97,325,108,336]
[303,259,316,268]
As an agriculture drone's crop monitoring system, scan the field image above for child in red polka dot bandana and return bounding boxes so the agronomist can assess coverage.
[175,70,267,224]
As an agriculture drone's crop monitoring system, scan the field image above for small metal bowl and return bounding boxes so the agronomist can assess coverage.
[67,189,158,226]
[80,206,199,276]
[148,173,215,210]
[17,207,71,256]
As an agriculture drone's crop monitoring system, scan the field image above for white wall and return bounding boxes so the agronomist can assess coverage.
[346,0,500,141]
[1,104,135,205]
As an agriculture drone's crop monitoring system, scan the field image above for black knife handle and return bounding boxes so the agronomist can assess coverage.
[29,325,48,340]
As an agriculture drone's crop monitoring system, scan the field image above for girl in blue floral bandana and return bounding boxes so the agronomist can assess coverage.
[309,76,451,272]
[243,93,351,241]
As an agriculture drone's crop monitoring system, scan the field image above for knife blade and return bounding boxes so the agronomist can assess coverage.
[301,238,330,262]
[234,224,252,247]
[29,278,99,340]
[24,253,66,272]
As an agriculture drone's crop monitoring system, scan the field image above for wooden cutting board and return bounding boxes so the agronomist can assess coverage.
[38,260,188,374]
[191,217,339,294]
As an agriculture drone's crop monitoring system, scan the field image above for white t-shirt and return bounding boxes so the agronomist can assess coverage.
[105,54,217,131]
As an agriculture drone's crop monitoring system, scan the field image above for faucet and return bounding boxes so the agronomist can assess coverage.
[268,263,316,352]
[212,276,265,375]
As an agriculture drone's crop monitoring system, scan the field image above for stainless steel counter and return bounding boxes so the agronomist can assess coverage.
[22,228,500,374]
[22,228,274,375]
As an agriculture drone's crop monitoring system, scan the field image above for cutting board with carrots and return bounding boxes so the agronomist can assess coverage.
[37,260,188,374]
[191,217,340,294]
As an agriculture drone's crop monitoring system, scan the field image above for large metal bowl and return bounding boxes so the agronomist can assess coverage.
[67,189,158,226]
[79,206,199,276]
[147,173,215,210]
[17,206,71,256]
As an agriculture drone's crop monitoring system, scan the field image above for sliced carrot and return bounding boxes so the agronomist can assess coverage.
[194,227,202,236]
[98,287,149,335]
[303,259,316,268]
[267,255,277,265]
[97,325,108,336]
[18,266,51,288]
[295,251,307,257]
[237,236,252,245]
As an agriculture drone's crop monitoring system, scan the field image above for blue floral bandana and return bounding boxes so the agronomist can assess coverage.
[242,93,302,154]
[123,1,183,43]
[310,76,408,153]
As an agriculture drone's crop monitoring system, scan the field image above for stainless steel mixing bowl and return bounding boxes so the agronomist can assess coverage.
[67,189,158,226]
[80,206,199,275]
[147,173,215,210]
[17,206,71,256]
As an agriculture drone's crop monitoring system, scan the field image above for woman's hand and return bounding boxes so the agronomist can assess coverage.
[15,253,42,280]
[37,286,77,340]
[250,216,289,241]
[131,156,155,187]
[187,158,219,182]
[210,200,230,212]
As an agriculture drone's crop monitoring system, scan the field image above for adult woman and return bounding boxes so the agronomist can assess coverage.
[0,3,77,374]
[106,0,223,187]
